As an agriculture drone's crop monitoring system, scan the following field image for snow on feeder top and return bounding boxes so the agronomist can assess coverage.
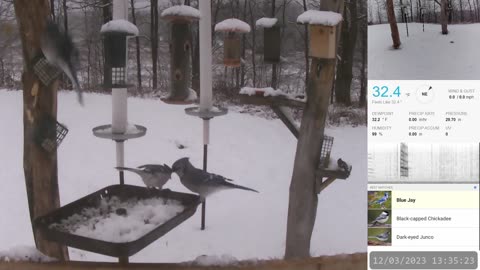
[161,5,200,104]
[256,17,280,64]
[215,18,251,67]
[297,10,342,59]
[161,5,201,22]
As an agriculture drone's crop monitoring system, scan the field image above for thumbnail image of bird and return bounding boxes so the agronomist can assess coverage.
[369,230,390,242]
[370,211,390,226]
[369,192,389,208]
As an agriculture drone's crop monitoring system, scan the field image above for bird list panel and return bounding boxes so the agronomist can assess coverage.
[367,80,480,269]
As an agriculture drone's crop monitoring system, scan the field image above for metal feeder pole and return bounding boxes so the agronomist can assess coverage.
[199,0,213,231]
[111,0,129,187]
[112,0,129,263]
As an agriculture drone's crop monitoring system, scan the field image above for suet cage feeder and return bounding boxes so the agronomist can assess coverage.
[101,29,136,88]
[319,135,334,168]
[34,114,69,153]
[161,11,200,104]
[215,18,251,67]
[33,57,62,87]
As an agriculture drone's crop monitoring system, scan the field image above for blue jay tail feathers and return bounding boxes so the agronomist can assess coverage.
[222,181,259,193]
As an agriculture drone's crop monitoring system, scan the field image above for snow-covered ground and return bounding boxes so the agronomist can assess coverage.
[0,89,366,263]
[368,23,480,79]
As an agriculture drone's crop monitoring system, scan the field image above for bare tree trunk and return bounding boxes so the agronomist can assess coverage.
[467,0,473,21]
[302,0,309,85]
[441,0,448,34]
[50,0,55,20]
[284,0,344,259]
[102,0,112,93]
[248,0,257,87]
[13,0,69,260]
[271,0,278,89]
[130,0,142,91]
[240,0,247,87]
[335,0,357,106]
[151,0,159,89]
[387,0,401,49]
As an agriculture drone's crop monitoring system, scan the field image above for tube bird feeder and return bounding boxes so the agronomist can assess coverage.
[161,5,201,104]
[100,20,139,88]
[256,17,280,64]
[215,18,251,67]
[297,10,342,59]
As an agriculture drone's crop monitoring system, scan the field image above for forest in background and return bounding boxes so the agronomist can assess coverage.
[0,0,367,124]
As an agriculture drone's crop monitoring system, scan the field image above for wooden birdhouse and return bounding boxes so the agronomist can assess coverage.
[161,5,201,104]
[297,10,342,59]
[100,19,139,87]
[215,18,251,67]
[256,17,280,64]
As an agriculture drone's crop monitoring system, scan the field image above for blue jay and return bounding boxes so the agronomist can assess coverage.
[370,211,389,226]
[116,164,172,189]
[370,192,389,207]
[41,19,83,104]
[369,230,390,242]
[171,157,259,199]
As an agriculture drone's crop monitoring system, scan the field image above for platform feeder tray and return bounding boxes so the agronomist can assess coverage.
[34,184,201,258]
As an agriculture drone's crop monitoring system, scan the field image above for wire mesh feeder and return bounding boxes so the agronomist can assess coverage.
[33,57,62,86]
[319,135,334,168]
[34,115,69,153]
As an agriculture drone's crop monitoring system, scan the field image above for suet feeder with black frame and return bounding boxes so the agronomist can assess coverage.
[297,10,342,59]
[256,17,281,64]
[34,114,69,153]
[215,18,251,67]
[33,56,62,87]
[100,19,139,88]
[161,5,201,105]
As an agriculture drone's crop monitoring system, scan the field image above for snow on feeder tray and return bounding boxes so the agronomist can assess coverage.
[100,19,139,88]
[161,5,201,104]
[215,18,251,67]
[297,10,342,59]
[34,184,201,258]
[256,17,280,64]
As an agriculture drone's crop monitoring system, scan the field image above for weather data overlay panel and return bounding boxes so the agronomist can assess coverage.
[367,81,480,270]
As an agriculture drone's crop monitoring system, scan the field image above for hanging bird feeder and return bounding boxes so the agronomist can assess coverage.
[100,19,139,88]
[256,17,280,64]
[161,5,201,104]
[297,10,342,59]
[215,18,251,67]
[34,114,69,153]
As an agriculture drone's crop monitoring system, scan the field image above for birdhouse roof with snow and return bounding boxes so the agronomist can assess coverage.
[296,10,342,26]
[100,19,139,36]
[161,5,201,22]
[215,18,251,33]
[256,17,278,28]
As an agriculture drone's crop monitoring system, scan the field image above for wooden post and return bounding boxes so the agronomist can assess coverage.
[284,58,336,259]
[170,21,192,101]
[13,0,69,260]
[284,0,344,259]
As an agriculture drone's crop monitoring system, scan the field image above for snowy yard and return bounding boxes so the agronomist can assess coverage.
[368,23,480,79]
[0,89,366,263]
